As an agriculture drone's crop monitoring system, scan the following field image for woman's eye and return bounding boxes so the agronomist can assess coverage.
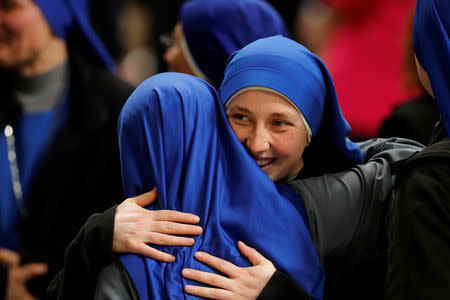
[273,120,289,127]
[231,114,248,121]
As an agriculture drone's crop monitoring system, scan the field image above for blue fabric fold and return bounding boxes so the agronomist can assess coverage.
[34,0,115,70]
[181,0,289,85]
[219,35,363,173]
[118,73,324,299]
[413,0,450,136]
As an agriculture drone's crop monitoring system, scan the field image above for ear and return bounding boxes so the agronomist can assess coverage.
[305,135,311,147]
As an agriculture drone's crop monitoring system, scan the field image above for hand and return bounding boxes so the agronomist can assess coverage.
[113,188,203,262]
[0,249,48,300]
[0,248,19,267]
[182,241,276,299]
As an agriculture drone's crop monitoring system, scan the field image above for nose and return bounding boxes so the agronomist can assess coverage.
[245,125,270,154]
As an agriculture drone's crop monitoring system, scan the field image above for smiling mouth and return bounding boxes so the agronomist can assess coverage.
[255,158,275,168]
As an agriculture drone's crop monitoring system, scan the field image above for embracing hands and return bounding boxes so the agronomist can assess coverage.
[113,189,275,299]
[113,188,203,262]
[182,241,276,300]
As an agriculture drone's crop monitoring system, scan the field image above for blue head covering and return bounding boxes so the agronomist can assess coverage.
[220,36,363,175]
[118,73,324,299]
[413,0,450,136]
[34,0,115,70]
[180,0,289,86]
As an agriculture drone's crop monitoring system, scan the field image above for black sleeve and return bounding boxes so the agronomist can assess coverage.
[0,263,7,300]
[47,205,117,300]
[94,259,139,300]
[257,271,311,300]
[385,161,450,300]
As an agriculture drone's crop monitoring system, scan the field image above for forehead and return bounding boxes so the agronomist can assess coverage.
[227,89,299,115]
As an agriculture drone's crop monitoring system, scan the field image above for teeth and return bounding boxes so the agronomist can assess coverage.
[256,159,272,167]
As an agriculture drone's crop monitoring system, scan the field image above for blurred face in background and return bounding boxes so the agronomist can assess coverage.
[226,89,310,182]
[162,22,194,75]
[0,0,63,75]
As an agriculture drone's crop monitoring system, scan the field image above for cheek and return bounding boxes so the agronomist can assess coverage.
[228,122,246,141]
[4,8,43,34]
[275,132,307,161]
[1,11,51,52]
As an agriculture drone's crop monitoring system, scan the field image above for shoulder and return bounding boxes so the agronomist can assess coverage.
[394,139,450,210]
[398,138,450,180]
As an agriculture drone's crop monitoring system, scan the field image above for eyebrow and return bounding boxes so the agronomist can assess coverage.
[227,107,250,113]
[228,107,297,120]
[270,112,295,119]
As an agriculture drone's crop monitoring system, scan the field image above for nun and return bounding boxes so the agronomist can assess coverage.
[385,0,450,299]
[0,0,132,298]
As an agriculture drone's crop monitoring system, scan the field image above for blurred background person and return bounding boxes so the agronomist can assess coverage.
[0,0,133,298]
[385,0,450,298]
[378,12,440,145]
[294,0,333,54]
[162,0,290,88]
[317,0,419,140]
[116,0,159,86]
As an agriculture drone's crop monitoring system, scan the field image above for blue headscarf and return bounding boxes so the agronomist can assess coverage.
[34,0,115,70]
[119,73,324,299]
[413,0,450,136]
[220,36,363,175]
[180,0,289,86]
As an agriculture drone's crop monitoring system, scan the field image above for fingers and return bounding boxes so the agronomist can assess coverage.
[17,263,48,281]
[0,248,20,267]
[193,252,237,276]
[184,284,234,300]
[146,232,196,246]
[134,244,176,263]
[152,210,200,224]
[182,268,233,291]
[236,241,267,266]
[132,188,158,207]
[151,221,202,235]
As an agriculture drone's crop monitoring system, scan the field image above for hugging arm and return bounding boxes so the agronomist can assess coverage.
[47,190,202,300]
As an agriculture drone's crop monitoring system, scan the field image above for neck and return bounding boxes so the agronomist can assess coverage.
[19,38,68,77]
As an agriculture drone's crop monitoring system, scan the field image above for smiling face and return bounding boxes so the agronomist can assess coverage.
[226,89,309,182]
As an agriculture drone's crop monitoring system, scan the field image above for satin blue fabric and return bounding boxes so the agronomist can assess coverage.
[220,36,363,172]
[180,0,289,85]
[34,0,115,70]
[119,73,324,299]
[413,0,450,136]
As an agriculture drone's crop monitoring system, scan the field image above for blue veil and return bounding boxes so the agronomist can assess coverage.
[413,0,450,136]
[220,36,363,175]
[118,73,324,299]
[180,0,289,86]
[34,0,115,70]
